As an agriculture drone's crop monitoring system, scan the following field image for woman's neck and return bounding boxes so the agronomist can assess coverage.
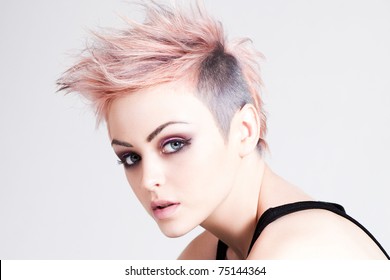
[200,152,266,259]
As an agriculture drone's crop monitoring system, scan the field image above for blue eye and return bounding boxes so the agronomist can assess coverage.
[161,138,191,154]
[119,153,141,167]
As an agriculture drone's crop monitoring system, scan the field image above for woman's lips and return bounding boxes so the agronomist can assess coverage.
[151,201,180,220]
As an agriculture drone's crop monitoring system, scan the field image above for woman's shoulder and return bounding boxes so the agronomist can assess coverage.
[177,230,219,260]
[247,206,387,259]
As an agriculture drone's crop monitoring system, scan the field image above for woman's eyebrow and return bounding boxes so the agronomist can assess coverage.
[111,139,133,147]
[146,121,188,142]
[111,121,188,147]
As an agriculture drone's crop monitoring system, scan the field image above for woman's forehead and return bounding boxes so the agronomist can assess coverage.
[106,81,216,136]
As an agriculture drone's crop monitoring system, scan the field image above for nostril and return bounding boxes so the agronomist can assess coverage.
[142,179,162,191]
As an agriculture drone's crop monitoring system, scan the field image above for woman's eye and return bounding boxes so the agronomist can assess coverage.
[121,153,141,167]
[161,139,190,154]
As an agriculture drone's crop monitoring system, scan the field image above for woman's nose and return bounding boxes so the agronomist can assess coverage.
[141,159,165,191]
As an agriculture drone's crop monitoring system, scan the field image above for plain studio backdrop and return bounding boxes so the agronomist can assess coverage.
[0,0,389,259]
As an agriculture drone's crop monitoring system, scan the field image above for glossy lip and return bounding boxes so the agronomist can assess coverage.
[151,200,180,220]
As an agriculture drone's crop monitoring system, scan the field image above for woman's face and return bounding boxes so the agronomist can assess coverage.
[107,80,241,237]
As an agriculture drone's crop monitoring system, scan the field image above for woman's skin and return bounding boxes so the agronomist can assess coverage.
[107,79,387,260]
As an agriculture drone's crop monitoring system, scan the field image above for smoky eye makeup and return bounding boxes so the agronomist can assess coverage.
[160,136,192,154]
[114,129,193,167]
[117,151,141,168]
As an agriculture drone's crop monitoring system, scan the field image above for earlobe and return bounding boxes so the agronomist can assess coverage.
[237,104,261,157]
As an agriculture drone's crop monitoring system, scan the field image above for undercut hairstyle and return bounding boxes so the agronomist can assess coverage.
[57,0,268,151]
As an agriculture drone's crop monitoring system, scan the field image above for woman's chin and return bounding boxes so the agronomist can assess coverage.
[157,222,195,238]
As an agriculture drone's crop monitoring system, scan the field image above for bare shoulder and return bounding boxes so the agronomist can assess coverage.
[247,208,387,259]
[177,230,219,260]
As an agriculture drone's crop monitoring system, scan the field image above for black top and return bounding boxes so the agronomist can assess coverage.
[216,201,390,259]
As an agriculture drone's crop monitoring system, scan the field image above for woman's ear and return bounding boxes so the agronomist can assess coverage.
[235,104,261,157]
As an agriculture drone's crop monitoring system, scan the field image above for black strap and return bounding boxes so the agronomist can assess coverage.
[216,201,390,259]
[216,239,228,260]
[247,201,345,254]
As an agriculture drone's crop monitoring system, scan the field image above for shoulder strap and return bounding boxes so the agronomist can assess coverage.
[247,201,390,259]
[216,201,341,259]
[216,239,228,260]
[247,201,344,255]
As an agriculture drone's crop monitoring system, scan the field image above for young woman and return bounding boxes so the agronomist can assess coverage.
[57,1,389,259]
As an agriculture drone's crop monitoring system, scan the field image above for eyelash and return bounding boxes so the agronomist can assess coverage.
[117,137,192,168]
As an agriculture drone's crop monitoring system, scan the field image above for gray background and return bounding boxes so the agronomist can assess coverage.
[0,0,389,259]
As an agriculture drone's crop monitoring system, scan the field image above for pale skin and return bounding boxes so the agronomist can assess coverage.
[107,79,387,260]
